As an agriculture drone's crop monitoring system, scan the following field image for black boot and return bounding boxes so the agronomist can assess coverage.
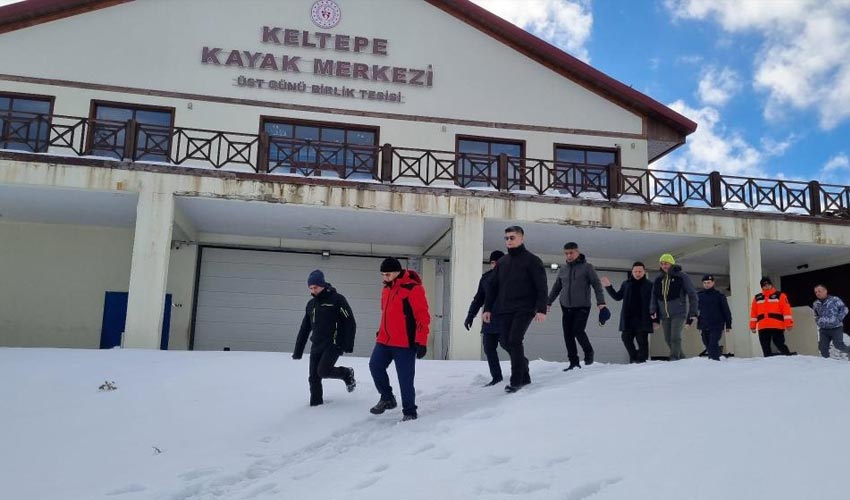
[563,361,581,371]
[369,397,397,414]
[344,368,356,393]
[401,413,418,421]
[484,377,503,387]
[584,352,594,366]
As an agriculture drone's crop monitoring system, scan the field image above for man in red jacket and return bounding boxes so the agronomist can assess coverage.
[369,257,430,421]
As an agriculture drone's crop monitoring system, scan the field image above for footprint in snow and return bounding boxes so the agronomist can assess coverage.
[244,483,276,498]
[178,467,220,481]
[354,477,381,490]
[478,479,550,495]
[371,463,390,473]
[410,443,436,455]
[106,484,147,495]
[563,477,623,500]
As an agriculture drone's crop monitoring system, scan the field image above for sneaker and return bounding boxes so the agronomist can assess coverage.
[401,414,418,422]
[563,362,581,372]
[369,397,397,415]
[484,377,503,387]
[344,368,356,393]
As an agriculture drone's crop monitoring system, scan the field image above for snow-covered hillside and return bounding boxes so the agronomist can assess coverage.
[1,348,848,500]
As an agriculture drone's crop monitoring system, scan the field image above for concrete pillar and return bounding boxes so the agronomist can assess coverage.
[124,187,175,349]
[448,202,485,360]
[728,233,762,358]
[420,257,438,359]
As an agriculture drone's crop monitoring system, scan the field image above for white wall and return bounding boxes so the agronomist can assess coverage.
[0,221,133,347]
[165,243,198,350]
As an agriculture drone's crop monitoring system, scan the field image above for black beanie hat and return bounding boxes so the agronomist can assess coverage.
[489,250,505,263]
[307,269,328,287]
[380,257,403,273]
[760,276,772,287]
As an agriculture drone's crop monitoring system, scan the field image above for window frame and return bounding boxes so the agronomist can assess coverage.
[87,100,176,160]
[552,143,620,194]
[259,116,380,178]
[454,134,526,189]
[0,91,55,153]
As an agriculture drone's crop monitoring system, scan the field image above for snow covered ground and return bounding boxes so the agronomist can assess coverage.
[2,348,849,500]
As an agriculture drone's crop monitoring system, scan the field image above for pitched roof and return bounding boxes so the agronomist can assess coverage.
[0,0,697,159]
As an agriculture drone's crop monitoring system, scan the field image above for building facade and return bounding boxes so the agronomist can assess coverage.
[2,0,849,362]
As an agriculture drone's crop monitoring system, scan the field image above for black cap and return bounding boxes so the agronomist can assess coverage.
[760,276,773,287]
[702,274,715,282]
[380,257,403,273]
[489,250,505,263]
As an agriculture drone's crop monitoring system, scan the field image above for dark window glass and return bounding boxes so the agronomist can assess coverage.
[554,146,617,194]
[91,103,173,161]
[0,94,52,153]
[264,120,378,179]
[456,138,523,188]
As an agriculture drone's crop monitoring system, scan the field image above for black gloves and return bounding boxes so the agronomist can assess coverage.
[292,352,302,360]
[415,344,427,359]
[464,314,475,331]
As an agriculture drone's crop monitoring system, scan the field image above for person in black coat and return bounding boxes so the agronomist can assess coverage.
[697,274,731,361]
[292,270,357,406]
[483,226,548,393]
[601,262,654,363]
[465,250,505,386]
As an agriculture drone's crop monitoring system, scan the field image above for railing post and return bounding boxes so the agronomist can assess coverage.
[380,143,393,182]
[123,119,137,160]
[606,163,621,200]
[497,153,508,191]
[709,170,723,208]
[257,131,269,173]
[809,180,822,216]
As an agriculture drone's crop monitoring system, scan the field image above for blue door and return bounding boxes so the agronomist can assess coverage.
[100,292,172,349]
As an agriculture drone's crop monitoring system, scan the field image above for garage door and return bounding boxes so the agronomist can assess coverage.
[477,264,630,364]
[193,248,394,356]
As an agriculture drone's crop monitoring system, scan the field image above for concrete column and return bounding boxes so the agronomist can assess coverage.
[420,257,438,359]
[728,233,762,358]
[448,201,485,360]
[124,187,175,349]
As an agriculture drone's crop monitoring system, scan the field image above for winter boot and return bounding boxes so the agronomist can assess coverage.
[563,361,581,371]
[401,413,418,422]
[369,397,398,414]
[344,368,356,393]
[584,351,594,366]
[484,377,503,387]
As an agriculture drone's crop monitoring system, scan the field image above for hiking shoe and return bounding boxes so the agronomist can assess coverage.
[369,397,397,414]
[344,368,356,393]
[563,362,581,371]
[484,377,503,387]
[401,414,418,422]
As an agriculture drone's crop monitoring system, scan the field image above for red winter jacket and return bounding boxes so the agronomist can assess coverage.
[377,270,430,348]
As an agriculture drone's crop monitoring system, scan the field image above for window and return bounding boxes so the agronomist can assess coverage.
[263,119,378,179]
[553,145,617,195]
[0,93,53,153]
[89,102,174,161]
[456,136,524,188]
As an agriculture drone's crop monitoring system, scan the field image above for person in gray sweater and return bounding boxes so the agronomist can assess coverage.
[650,253,698,360]
[813,284,849,359]
[547,242,608,370]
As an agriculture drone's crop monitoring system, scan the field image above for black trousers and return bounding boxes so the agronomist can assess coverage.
[308,347,350,405]
[497,311,535,387]
[758,328,791,357]
[621,329,649,362]
[700,328,723,361]
[561,306,593,364]
[482,333,503,380]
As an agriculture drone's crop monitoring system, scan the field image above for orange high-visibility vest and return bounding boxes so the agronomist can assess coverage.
[749,287,793,331]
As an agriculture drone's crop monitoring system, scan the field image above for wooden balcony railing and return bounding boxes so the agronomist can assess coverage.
[2,110,849,219]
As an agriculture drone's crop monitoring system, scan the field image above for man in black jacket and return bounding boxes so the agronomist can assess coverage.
[292,270,357,406]
[601,262,654,363]
[483,226,548,393]
[465,250,505,386]
[697,274,731,361]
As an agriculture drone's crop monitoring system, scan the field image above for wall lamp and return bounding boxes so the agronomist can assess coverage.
[321,250,331,260]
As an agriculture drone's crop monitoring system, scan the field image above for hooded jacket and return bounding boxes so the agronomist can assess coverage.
[697,287,732,331]
[605,274,653,333]
[749,286,793,331]
[293,285,356,357]
[650,265,698,320]
[484,244,548,315]
[547,253,606,309]
[378,270,431,348]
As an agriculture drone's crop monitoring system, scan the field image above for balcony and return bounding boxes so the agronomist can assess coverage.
[1,110,849,219]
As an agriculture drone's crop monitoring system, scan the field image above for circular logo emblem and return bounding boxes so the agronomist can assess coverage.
[311,0,341,29]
